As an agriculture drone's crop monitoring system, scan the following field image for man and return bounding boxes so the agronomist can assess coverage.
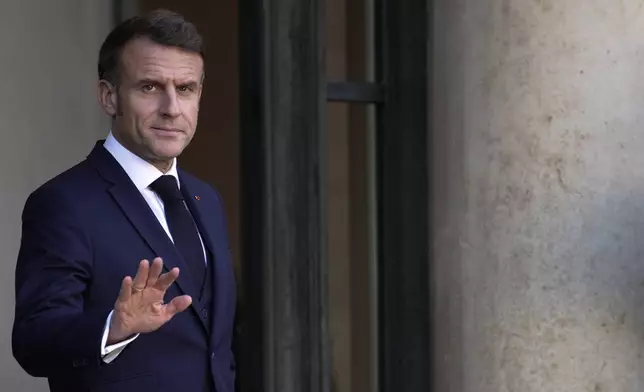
[11,9,236,392]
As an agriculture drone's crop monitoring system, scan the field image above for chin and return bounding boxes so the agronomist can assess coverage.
[155,148,184,161]
[151,140,187,157]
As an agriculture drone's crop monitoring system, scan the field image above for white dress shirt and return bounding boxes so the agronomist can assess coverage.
[100,132,206,363]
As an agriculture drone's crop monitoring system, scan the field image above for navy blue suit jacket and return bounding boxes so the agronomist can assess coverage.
[12,142,237,392]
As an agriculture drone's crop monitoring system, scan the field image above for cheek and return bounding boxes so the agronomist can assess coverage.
[182,102,200,127]
[129,98,159,125]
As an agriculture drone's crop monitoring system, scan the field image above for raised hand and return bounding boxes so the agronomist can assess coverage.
[107,257,192,344]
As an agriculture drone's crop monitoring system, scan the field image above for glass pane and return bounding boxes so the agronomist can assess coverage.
[326,0,377,388]
[326,0,375,82]
[327,101,378,392]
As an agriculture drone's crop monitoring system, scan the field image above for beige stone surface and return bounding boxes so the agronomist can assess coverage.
[432,1,644,391]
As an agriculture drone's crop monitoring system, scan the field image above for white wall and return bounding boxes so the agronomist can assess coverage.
[0,1,112,390]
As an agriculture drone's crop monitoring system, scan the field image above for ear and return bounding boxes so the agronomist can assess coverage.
[98,80,118,117]
[197,78,204,101]
[198,71,206,99]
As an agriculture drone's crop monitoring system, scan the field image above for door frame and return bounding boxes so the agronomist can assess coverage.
[238,0,431,390]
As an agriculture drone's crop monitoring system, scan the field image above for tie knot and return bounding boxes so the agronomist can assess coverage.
[150,175,183,202]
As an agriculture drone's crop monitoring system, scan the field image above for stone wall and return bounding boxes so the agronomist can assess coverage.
[432,1,644,391]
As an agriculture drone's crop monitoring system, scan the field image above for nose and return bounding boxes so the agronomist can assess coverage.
[160,89,181,118]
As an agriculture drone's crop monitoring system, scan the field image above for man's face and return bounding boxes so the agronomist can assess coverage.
[99,37,204,171]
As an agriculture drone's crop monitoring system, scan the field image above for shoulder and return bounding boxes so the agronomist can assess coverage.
[23,159,101,216]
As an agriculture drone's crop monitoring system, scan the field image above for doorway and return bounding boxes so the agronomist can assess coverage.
[119,0,430,391]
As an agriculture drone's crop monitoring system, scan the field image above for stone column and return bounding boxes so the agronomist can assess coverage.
[433,1,644,391]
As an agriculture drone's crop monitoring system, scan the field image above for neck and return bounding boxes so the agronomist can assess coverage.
[110,131,174,173]
[150,159,173,173]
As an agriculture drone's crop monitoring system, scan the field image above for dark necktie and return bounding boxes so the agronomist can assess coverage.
[150,175,206,284]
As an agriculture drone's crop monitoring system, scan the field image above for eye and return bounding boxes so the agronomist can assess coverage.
[141,84,155,92]
[177,85,193,93]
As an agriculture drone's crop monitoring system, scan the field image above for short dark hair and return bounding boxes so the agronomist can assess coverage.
[98,9,204,84]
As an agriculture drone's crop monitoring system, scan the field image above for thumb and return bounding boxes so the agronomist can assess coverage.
[165,295,192,317]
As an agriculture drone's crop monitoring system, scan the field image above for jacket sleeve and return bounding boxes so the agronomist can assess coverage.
[12,187,109,377]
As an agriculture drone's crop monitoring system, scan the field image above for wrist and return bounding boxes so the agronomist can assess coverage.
[107,313,131,345]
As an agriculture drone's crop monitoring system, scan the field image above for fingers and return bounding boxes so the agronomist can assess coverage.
[155,267,180,291]
[118,275,133,302]
[165,295,192,317]
[145,258,164,287]
[131,259,150,291]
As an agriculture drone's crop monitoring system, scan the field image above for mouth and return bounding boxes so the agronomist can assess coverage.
[151,126,183,134]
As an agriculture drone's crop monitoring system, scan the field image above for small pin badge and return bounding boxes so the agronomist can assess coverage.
[195,195,201,201]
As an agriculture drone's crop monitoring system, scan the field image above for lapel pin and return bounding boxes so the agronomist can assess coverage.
[195,195,201,201]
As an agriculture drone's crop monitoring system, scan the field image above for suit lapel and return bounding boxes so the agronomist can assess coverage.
[180,179,217,260]
[180,174,231,345]
[88,143,208,333]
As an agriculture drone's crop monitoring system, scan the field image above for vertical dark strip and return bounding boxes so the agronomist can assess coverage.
[262,0,329,390]
[344,0,375,391]
[239,0,329,391]
[238,0,264,390]
[376,0,431,390]
[112,0,123,26]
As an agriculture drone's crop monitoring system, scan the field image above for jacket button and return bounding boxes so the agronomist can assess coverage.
[72,358,86,367]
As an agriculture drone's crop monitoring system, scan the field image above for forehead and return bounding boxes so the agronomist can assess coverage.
[119,37,203,82]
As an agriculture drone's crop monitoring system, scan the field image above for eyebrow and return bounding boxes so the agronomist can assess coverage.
[176,81,200,88]
[135,78,162,86]
[136,78,200,87]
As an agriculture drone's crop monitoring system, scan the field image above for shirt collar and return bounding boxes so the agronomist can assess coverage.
[103,131,179,191]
